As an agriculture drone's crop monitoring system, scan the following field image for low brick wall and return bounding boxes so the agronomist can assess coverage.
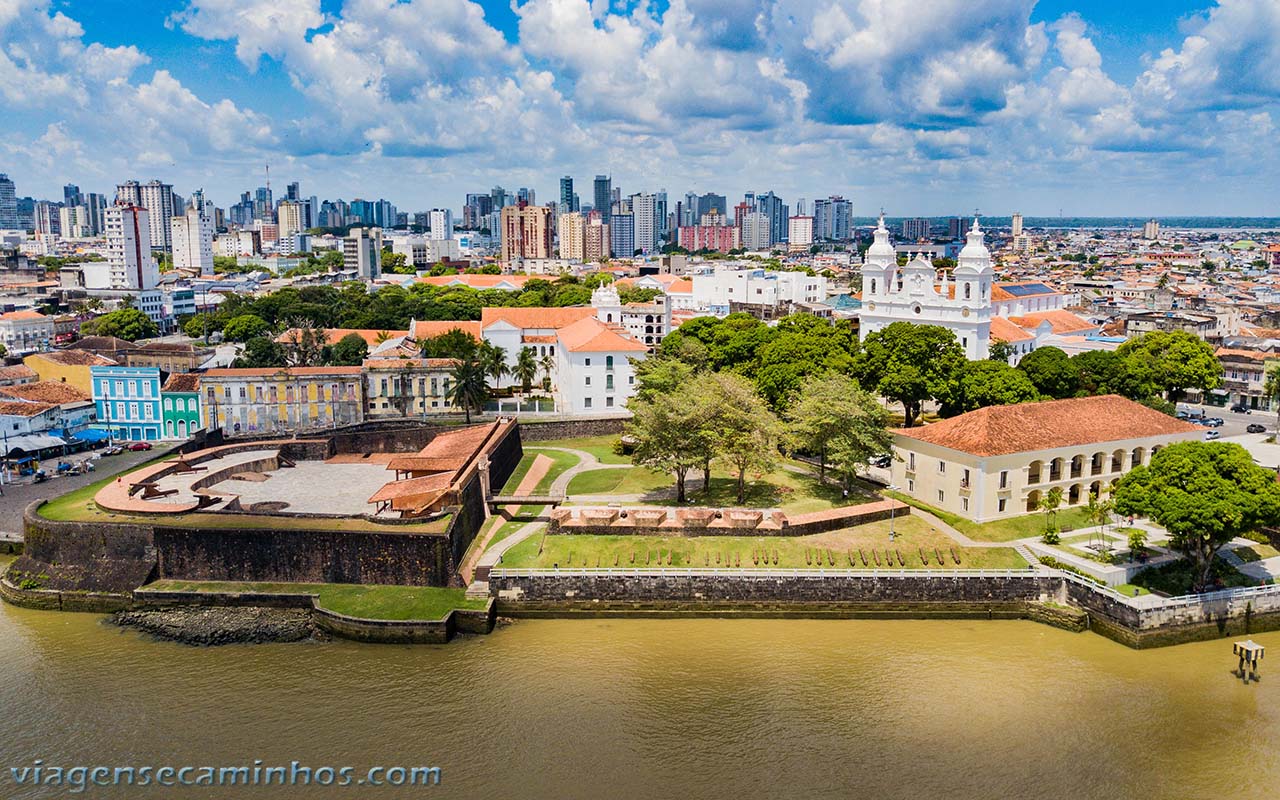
[521,416,627,442]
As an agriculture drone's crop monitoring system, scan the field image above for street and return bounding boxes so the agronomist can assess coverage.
[1177,402,1278,438]
[0,445,177,538]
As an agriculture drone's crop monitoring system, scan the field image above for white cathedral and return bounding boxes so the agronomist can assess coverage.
[859,215,994,360]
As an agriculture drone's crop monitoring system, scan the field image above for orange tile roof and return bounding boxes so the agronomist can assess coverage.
[0,364,37,382]
[29,349,117,367]
[895,395,1199,457]
[989,316,1035,343]
[0,400,55,417]
[408,320,482,340]
[162,373,202,392]
[1215,347,1269,361]
[522,334,557,344]
[415,274,534,289]
[0,381,89,404]
[667,279,693,294]
[1007,310,1096,335]
[275,327,406,347]
[0,310,47,321]
[480,306,596,330]
[203,366,364,378]
[362,357,458,369]
[557,317,648,353]
[367,471,453,504]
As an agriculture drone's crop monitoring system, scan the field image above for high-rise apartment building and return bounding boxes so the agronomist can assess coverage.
[500,202,553,263]
[1011,212,1023,237]
[584,218,610,261]
[34,201,61,236]
[813,196,852,241]
[631,192,658,255]
[0,174,16,229]
[130,179,175,250]
[84,193,107,236]
[740,211,771,250]
[277,200,306,239]
[1143,219,1160,240]
[428,209,453,240]
[947,217,967,240]
[343,228,383,279]
[59,205,89,238]
[557,212,586,260]
[172,196,215,275]
[105,205,159,290]
[788,216,814,253]
[902,217,931,241]
[559,177,576,213]
[594,176,612,223]
[755,191,788,245]
[63,184,82,207]
[610,212,635,257]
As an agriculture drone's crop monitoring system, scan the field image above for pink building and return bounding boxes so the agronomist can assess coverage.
[678,225,740,253]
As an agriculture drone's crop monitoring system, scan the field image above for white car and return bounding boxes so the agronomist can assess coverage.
[1203,430,1221,440]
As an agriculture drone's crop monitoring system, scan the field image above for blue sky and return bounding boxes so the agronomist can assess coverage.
[3,0,1279,215]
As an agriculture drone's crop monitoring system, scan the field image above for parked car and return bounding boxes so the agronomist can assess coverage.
[1247,423,1267,434]
[1204,430,1221,440]
[1230,403,1252,414]
[127,442,153,452]
[101,446,123,456]
[870,453,892,468]
[1205,417,1225,427]
[1175,410,1191,420]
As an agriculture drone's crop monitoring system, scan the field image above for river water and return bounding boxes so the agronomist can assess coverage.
[1,599,1277,799]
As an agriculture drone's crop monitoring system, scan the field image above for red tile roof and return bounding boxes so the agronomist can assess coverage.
[408,320,483,341]
[275,328,406,347]
[894,395,1199,457]
[0,380,89,404]
[989,316,1034,343]
[480,306,595,330]
[162,373,202,392]
[556,317,648,353]
[1007,310,1097,335]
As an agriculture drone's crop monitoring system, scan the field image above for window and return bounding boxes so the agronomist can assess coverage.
[938,460,946,474]
[908,453,915,471]
[163,398,172,410]
[585,358,591,366]
[585,376,591,386]
[937,490,945,503]
[907,479,914,492]
[606,397,614,407]
[999,470,1008,489]
[606,356,614,370]
[606,374,614,390]
[998,498,1007,513]
[962,498,969,512]
[584,397,593,408]
[961,468,970,488]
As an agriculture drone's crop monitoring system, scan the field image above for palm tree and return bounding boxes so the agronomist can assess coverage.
[479,342,508,387]
[446,356,488,424]
[539,351,555,392]
[1038,486,1064,543]
[513,346,538,396]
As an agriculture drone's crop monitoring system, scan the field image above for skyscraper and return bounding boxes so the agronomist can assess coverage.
[1011,212,1023,236]
[557,212,585,260]
[343,228,383,279]
[813,196,852,241]
[171,194,215,275]
[610,212,635,257]
[594,175,612,223]
[105,205,159,290]
[755,191,788,245]
[277,200,306,239]
[63,183,82,207]
[428,209,453,240]
[631,192,658,255]
[138,180,175,250]
[0,174,16,229]
[559,176,575,212]
[500,202,553,263]
[902,218,931,241]
[84,192,107,236]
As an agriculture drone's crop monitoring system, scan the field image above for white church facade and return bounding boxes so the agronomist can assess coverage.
[859,216,994,360]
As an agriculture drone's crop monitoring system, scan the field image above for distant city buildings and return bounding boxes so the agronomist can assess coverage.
[344,227,383,279]
[902,217,931,241]
[104,205,160,291]
[1143,219,1160,240]
[500,202,553,262]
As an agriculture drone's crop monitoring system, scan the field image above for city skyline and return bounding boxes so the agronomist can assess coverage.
[3,0,1279,215]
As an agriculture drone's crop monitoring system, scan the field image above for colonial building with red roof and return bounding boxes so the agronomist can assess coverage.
[890,395,1201,522]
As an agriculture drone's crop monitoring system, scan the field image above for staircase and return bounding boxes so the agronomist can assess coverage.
[465,580,490,600]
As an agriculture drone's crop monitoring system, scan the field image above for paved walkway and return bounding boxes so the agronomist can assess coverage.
[459,454,552,583]
[527,446,631,497]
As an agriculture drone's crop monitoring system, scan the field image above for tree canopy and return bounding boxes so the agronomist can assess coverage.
[1016,346,1079,399]
[1113,442,1280,591]
[786,373,893,489]
[853,322,965,427]
[940,360,1040,416]
[80,308,157,341]
[1115,330,1223,402]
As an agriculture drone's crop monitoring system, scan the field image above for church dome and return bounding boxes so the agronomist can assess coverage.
[864,214,896,262]
[955,217,991,272]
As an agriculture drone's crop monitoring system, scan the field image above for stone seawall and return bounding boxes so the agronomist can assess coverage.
[520,416,627,442]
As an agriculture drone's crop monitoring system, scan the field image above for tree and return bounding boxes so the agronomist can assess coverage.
[221,314,271,342]
[1116,330,1223,402]
[513,346,538,394]
[940,360,1040,416]
[80,308,157,341]
[1085,490,1115,555]
[328,333,369,366]
[787,373,892,490]
[632,356,696,403]
[539,351,555,392]
[183,313,220,341]
[446,355,489,424]
[704,373,782,502]
[0,343,6,358]
[853,322,966,427]
[234,336,285,368]
[419,328,479,360]
[1113,442,1280,591]
[479,341,508,387]
[1017,346,1078,399]
[988,340,1016,363]
[627,387,707,503]
[1071,350,1129,397]
[280,320,327,367]
[1263,364,1280,433]
[1039,486,1064,543]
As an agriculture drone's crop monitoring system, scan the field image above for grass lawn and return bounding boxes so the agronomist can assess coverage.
[500,453,539,494]
[37,469,450,534]
[522,447,581,494]
[498,515,1026,570]
[530,435,632,465]
[1112,583,1150,597]
[566,466,670,496]
[485,508,547,549]
[1131,558,1261,596]
[1234,543,1280,563]
[145,580,487,620]
[567,462,880,514]
[884,490,1094,542]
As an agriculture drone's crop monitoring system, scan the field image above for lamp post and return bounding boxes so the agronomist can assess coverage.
[886,484,900,542]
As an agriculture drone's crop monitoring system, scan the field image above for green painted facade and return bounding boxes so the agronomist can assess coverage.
[161,391,203,440]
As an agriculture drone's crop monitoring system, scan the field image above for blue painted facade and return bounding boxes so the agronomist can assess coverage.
[90,365,163,442]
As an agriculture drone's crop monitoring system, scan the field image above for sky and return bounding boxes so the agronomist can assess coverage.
[2,0,1279,216]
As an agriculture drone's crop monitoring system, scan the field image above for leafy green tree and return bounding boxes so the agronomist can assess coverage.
[234,336,285,368]
[0,343,7,358]
[988,340,1016,362]
[1116,330,1223,402]
[704,373,782,502]
[1263,364,1280,433]
[221,314,271,342]
[513,346,538,394]
[627,386,708,503]
[853,322,966,427]
[1071,350,1129,396]
[1113,442,1280,591]
[940,360,1040,415]
[446,354,489,424]
[1016,346,1078,399]
[80,308,158,341]
[381,250,412,274]
[327,332,369,366]
[419,328,480,360]
[632,356,696,403]
[787,373,892,489]
[183,313,221,341]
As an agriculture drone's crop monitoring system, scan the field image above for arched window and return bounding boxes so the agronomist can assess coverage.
[606,356,614,370]
[870,279,877,294]
[964,283,971,299]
